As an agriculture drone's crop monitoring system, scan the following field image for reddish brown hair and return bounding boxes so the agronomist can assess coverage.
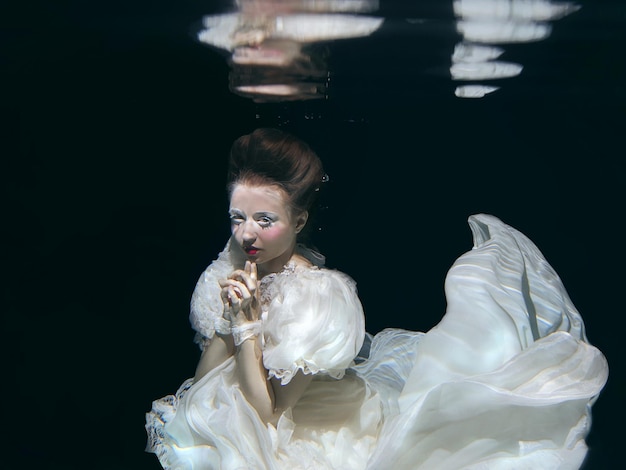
[227,128,325,217]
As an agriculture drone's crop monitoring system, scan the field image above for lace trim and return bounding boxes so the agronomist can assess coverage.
[268,360,348,385]
[232,321,263,346]
[145,378,194,463]
[191,244,325,347]
[259,261,319,307]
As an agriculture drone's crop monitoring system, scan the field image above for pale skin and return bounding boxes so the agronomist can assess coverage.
[194,184,313,424]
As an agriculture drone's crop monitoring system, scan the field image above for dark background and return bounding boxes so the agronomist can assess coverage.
[2,1,624,469]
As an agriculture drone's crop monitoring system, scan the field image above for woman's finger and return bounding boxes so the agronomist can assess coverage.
[227,286,242,313]
[224,271,257,295]
[228,269,247,281]
[219,279,251,300]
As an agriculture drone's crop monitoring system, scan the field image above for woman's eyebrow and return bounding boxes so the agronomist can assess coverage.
[253,211,278,218]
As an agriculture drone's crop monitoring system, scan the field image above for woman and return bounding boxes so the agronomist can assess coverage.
[146,128,608,469]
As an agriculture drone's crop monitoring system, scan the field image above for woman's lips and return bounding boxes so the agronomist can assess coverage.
[245,247,259,256]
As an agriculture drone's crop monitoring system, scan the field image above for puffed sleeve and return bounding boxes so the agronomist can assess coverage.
[261,267,366,385]
[189,242,236,349]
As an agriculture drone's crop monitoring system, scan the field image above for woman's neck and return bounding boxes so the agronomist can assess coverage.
[257,248,311,279]
[257,244,296,278]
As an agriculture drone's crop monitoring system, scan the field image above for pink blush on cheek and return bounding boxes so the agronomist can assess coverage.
[262,226,289,240]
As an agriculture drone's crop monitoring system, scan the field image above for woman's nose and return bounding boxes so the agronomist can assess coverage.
[241,221,257,244]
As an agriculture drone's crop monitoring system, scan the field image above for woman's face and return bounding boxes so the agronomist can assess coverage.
[229,184,306,275]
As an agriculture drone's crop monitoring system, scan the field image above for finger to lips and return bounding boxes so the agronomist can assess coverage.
[241,274,256,294]
[239,262,257,291]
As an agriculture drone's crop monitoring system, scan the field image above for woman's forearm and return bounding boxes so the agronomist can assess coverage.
[236,336,276,422]
[194,333,234,381]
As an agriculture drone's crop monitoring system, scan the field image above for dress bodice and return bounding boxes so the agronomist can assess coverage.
[189,241,366,385]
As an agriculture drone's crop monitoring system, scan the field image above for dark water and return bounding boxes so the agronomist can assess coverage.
[2,1,624,468]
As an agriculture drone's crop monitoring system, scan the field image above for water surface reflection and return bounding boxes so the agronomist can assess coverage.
[198,0,384,102]
[196,0,581,101]
[452,0,581,97]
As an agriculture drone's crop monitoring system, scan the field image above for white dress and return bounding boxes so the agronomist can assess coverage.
[146,214,608,470]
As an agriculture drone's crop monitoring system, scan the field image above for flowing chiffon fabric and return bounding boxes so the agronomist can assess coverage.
[146,214,608,469]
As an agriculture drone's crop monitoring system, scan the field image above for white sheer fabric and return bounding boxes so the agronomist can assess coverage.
[260,264,366,384]
[146,214,608,469]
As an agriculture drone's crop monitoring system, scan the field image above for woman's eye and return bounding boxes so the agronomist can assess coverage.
[230,215,244,225]
[257,217,273,227]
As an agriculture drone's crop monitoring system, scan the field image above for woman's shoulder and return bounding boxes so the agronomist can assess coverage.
[271,256,357,292]
[262,252,366,385]
[261,258,361,319]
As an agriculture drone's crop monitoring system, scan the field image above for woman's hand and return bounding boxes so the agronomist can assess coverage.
[220,261,260,326]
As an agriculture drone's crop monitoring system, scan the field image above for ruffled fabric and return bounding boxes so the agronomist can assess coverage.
[189,240,238,347]
[366,214,608,469]
[146,214,608,470]
[400,213,589,404]
[261,265,366,385]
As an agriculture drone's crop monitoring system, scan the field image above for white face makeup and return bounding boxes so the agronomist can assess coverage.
[229,184,306,276]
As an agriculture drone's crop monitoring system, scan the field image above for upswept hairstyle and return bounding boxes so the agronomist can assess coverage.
[227,128,325,217]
